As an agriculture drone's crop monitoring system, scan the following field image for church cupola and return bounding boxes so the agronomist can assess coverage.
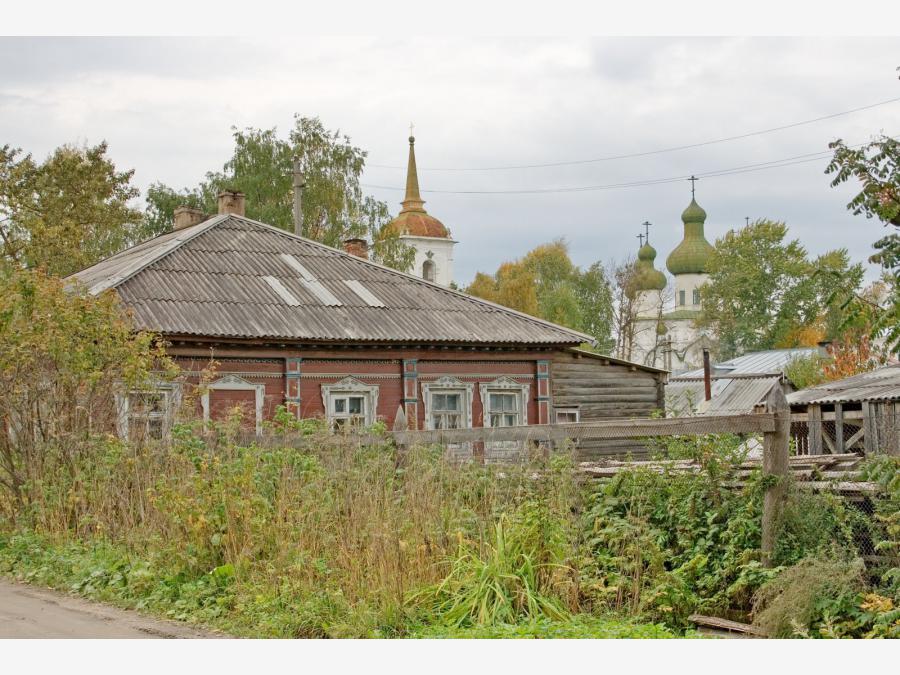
[632,240,667,293]
[384,131,456,286]
[666,179,714,276]
[386,135,451,240]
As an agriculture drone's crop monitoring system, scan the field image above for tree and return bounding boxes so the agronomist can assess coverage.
[0,268,172,513]
[465,240,614,349]
[145,117,414,271]
[0,142,143,277]
[698,220,864,360]
[826,132,900,353]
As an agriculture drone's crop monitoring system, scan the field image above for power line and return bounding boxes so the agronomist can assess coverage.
[361,138,890,195]
[367,96,900,171]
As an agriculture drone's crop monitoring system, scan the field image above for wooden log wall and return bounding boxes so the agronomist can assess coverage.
[550,351,665,460]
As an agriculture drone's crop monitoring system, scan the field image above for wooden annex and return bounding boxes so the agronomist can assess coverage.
[68,193,665,461]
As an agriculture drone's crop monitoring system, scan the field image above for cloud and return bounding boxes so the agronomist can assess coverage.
[1,36,897,285]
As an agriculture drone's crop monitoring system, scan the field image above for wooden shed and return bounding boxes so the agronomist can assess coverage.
[787,364,900,456]
[551,349,667,459]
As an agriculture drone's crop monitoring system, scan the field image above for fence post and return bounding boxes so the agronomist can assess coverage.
[761,386,790,567]
[393,405,409,464]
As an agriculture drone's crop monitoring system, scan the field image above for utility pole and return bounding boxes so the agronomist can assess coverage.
[292,159,306,237]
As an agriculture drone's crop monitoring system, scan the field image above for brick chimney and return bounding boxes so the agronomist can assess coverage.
[217,190,246,216]
[173,206,206,231]
[343,238,368,260]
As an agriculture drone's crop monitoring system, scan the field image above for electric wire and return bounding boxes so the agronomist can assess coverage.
[366,96,900,171]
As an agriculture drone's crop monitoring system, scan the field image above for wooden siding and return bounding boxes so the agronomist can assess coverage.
[551,351,665,460]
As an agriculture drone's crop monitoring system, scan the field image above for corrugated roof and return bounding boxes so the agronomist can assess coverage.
[678,348,817,379]
[68,215,591,346]
[666,376,779,416]
[787,364,900,405]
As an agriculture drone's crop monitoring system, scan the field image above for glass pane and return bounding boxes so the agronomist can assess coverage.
[349,397,363,414]
[333,398,346,413]
[446,414,460,429]
[504,414,518,427]
[445,394,460,411]
[433,393,446,410]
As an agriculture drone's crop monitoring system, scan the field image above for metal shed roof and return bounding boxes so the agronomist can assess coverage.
[666,376,780,416]
[68,214,591,346]
[787,364,900,405]
[678,348,817,379]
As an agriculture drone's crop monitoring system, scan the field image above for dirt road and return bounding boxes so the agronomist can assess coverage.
[0,579,221,638]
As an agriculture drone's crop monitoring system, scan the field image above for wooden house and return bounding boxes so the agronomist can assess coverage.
[68,193,665,459]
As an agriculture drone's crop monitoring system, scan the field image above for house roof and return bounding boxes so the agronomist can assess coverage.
[666,376,780,416]
[68,214,591,347]
[666,348,816,416]
[677,348,818,379]
[787,364,900,406]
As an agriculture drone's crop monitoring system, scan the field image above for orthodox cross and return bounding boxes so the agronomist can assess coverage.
[745,216,750,226]
[637,233,644,247]
[409,122,415,137]
[688,175,699,198]
[642,221,652,244]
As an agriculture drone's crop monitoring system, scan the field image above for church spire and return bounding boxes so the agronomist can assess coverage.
[401,132,426,214]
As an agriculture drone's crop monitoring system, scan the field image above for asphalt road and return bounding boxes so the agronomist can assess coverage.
[0,579,220,638]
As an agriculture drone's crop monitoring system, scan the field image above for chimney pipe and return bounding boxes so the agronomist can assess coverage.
[343,238,368,260]
[173,206,206,231]
[292,160,305,236]
[217,190,246,217]
[702,348,712,402]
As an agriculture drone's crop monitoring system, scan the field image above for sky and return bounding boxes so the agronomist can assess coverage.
[1,36,898,286]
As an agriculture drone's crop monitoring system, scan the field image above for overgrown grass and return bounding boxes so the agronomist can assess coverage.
[1,423,897,638]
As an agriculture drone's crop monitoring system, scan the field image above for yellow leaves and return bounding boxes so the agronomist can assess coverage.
[860,593,894,614]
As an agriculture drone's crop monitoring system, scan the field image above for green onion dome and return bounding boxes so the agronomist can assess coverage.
[666,198,714,275]
[632,242,667,292]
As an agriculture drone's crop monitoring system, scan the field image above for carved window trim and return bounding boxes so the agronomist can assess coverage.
[201,375,266,434]
[478,376,530,428]
[421,376,474,431]
[320,376,379,429]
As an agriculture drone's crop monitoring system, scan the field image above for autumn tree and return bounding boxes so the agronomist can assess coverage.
[145,117,414,271]
[465,239,614,351]
[826,132,900,353]
[698,220,863,360]
[0,142,143,277]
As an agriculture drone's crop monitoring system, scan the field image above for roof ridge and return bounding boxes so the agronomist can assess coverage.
[226,214,594,344]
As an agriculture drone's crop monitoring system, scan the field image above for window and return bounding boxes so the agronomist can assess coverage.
[422,376,474,431]
[201,375,266,435]
[431,392,463,429]
[487,392,520,427]
[127,391,169,440]
[693,288,701,306]
[555,408,580,424]
[679,289,686,306]
[330,394,367,431]
[117,383,179,441]
[321,377,379,431]
[422,259,436,282]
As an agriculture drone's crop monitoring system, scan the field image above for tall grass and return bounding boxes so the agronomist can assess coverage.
[1,420,584,636]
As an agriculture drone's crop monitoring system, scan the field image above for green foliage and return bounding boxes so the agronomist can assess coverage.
[783,352,831,389]
[411,500,575,627]
[465,239,614,350]
[826,133,900,353]
[144,117,414,271]
[699,220,864,359]
[0,268,173,518]
[0,142,143,277]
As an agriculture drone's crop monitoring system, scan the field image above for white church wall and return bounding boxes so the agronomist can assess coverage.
[673,273,708,311]
[402,235,456,287]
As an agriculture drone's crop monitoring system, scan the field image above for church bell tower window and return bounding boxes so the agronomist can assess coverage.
[423,259,436,282]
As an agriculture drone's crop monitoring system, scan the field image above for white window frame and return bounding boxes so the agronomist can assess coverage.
[116,381,181,440]
[201,375,266,435]
[422,259,436,282]
[421,376,474,431]
[479,377,530,428]
[321,376,379,430]
[554,407,580,424]
[478,377,531,463]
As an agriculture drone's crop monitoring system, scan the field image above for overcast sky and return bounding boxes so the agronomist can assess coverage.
[1,36,897,285]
